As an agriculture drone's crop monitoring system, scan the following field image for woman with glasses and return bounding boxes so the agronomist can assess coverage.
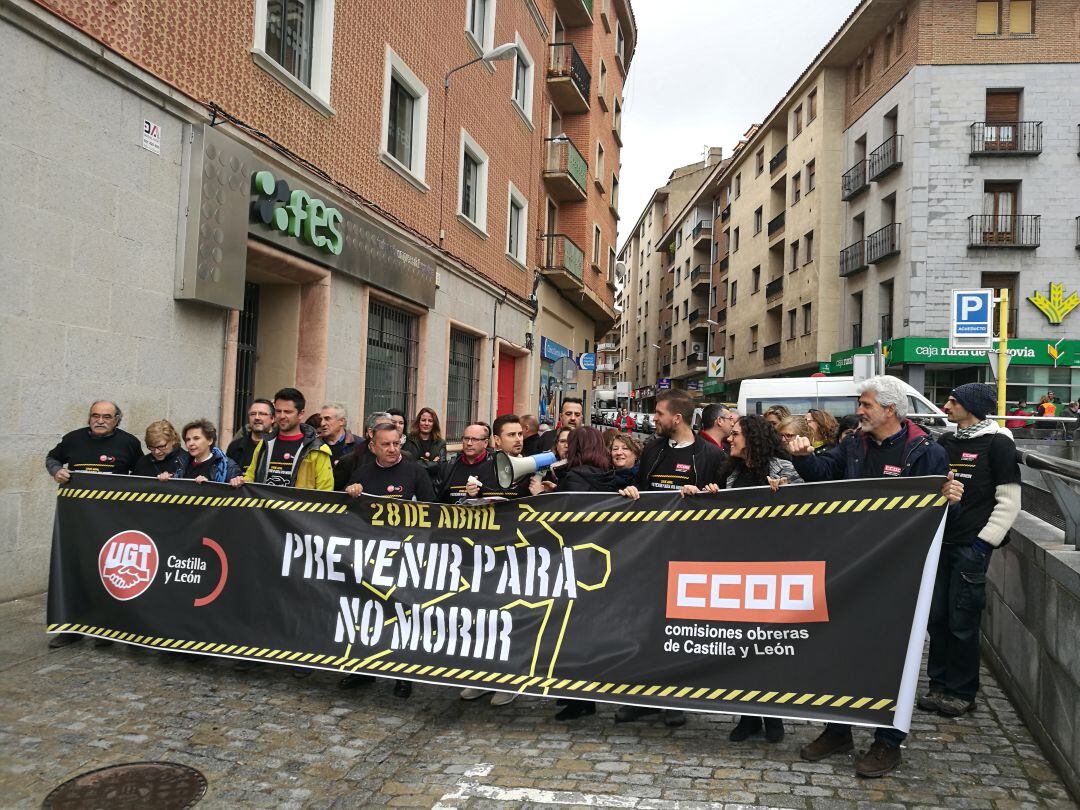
[134,420,186,478]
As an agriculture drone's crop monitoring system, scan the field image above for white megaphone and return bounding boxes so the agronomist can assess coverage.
[494,451,564,488]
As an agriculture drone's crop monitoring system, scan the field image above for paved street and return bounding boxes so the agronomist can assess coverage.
[0,595,1074,809]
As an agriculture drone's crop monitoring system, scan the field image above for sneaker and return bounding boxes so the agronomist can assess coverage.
[728,715,762,742]
[339,674,375,689]
[490,691,518,707]
[937,695,976,717]
[800,725,854,762]
[854,740,902,778]
[460,687,492,701]
[916,691,945,712]
[48,633,82,649]
[614,704,660,723]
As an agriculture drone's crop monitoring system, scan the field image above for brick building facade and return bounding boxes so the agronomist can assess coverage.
[0,0,634,600]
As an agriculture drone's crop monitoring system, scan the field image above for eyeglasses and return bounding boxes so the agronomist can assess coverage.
[90,414,117,421]
[462,436,487,443]
[148,443,169,452]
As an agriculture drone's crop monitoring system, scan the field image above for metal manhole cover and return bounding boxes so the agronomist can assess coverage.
[42,761,206,809]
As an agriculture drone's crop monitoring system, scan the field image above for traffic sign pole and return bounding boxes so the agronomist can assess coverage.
[997,288,1008,426]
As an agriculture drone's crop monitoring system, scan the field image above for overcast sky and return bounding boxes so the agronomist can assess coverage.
[618,0,856,246]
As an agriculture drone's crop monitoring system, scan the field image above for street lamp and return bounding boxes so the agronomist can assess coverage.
[439,43,521,243]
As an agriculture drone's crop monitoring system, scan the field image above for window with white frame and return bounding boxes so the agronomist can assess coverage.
[380,46,429,186]
[593,224,602,267]
[465,0,496,52]
[458,129,489,232]
[596,142,605,186]
[253,0,336,112]
[511,34,534,121]
[506,183,528,265]
[615,21,625,66]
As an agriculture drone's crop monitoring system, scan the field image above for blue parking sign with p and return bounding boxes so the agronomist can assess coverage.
[952,289,993,337]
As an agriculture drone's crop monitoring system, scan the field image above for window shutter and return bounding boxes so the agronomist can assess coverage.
[976,1,1000,34]
[1010,0,1033,34]
[986,91,1020,123]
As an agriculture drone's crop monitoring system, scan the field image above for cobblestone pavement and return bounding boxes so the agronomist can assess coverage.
[1,595,1075,809]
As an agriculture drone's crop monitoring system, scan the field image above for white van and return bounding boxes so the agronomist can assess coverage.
[736,376,946,424]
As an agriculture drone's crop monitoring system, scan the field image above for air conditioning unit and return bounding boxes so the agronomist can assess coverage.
[691,343,703,354]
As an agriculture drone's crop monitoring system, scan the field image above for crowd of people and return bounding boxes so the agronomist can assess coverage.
[45,374,1022,779]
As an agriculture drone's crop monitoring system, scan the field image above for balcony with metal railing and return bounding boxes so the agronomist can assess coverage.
[765,276,784,302]
[968,215,1040,248]
[720,203,731,223]
[689,309,708,333]
[542,137,588,201]
[841,160,868,201]
[866,223,901,263]
[970,122,1042,155]
[691,218,712,246]
[716,307,727,326]
[769,144,788,175]
[763,342,781,363]
[767,211,785,239]
[540,233,584,289]
[553,0,593,27]
[867,134,903,181]
[690,265,710,291]
[839,240,868,277]
[547,43,591,114]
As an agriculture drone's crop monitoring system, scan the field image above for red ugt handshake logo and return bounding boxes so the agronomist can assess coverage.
[99,531,159,600]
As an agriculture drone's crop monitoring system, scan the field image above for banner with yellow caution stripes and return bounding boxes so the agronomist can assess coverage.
[48,472,947,731]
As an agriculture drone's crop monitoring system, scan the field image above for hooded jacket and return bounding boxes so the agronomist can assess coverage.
[180,446,242,484]
[792,418,947,482]
[244,423,334,491]
[635,433,726,490]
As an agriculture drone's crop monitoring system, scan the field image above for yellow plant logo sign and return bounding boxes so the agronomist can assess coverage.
[1028,282,1079,325]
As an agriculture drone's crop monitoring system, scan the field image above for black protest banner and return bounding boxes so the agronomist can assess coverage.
[48,472,946,730]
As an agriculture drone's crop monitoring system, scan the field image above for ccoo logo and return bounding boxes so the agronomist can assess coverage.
[99,530,159,600]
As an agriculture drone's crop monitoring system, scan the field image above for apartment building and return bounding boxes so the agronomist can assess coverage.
[0,0,633,599]
[614,152,722,410]
[831,0,1080,405]
[536,0,636,421]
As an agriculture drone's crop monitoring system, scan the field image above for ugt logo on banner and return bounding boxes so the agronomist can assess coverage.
[98,530,159,601]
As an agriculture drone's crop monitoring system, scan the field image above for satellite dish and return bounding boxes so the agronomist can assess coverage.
[614,261,627,284]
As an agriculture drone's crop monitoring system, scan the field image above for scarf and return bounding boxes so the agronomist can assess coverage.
[954,418,994,441]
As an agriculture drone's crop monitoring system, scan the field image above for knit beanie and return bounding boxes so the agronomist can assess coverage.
[952,382,996,420]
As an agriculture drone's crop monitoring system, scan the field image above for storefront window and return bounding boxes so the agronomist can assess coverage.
[446,330,480,438]
[365,301,418,419]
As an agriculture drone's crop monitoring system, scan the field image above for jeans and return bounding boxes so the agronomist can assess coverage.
[821,723,907,748]
[927,542,990,700]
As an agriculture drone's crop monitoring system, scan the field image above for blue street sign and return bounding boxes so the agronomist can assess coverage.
[657,378,671,390]
[577,352,597,372]
[951,289,993,338]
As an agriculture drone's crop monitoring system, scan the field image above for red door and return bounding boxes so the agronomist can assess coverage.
[497,353,516,416]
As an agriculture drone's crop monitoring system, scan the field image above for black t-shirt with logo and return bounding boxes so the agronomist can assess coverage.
[646,443,697,491]
[266,434,304,487]
[438,454,501,502]
[938,431,1021,543]
[348,458,435,501]
[863,430,907,478]
[47,428,142,475]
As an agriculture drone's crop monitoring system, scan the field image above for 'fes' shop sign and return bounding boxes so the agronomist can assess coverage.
[820,337,1080,375]
[175,123,437,311]
[250,171,343,255]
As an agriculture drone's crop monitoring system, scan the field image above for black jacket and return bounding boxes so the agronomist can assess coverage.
[793,419,947,482]
[558,464,621,493]
[635,434,726,490]
[45,428,142,476]
[133,448,187,478]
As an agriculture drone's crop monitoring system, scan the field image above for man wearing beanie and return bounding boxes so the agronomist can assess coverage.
[921,382,1021,718]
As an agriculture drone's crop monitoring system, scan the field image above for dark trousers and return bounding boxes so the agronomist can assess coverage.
[927,542,990,700]
[822,723,906,748]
